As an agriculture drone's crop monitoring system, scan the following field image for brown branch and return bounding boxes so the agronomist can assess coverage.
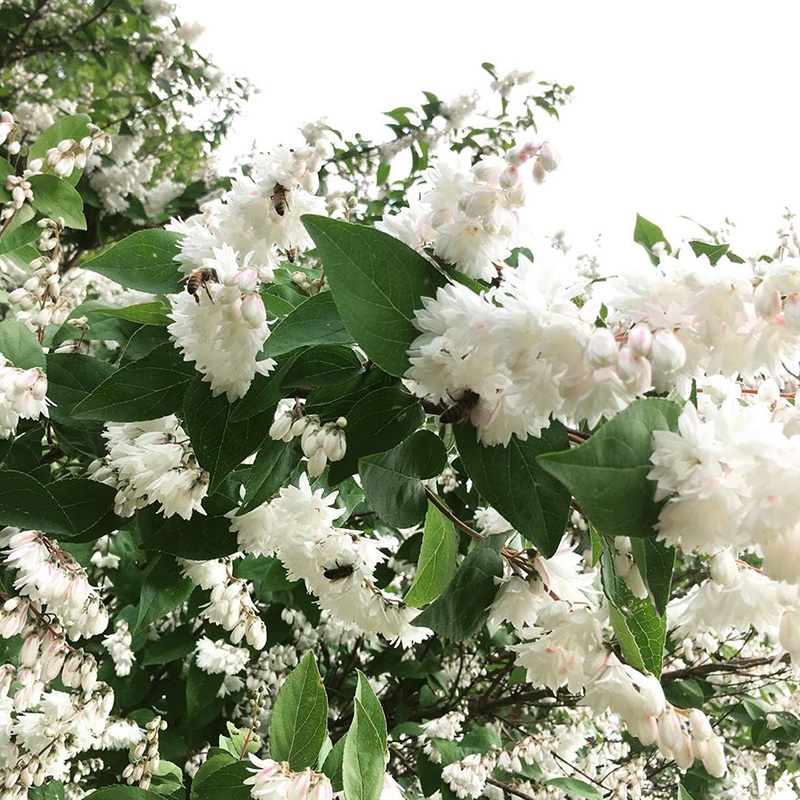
[661,654,790,683]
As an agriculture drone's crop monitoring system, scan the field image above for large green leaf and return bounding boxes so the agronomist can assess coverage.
[185,661,225,728]
[84,788,164,800]
[72,342,196,422]
[359,430,446,528]
[229,352,302,422]
[601,539,666,676]
[302,215,445,376]
[343,672,387,800]
[546,778,602,800]
[182,377,272,493]
[269,652,328,770]
[139,512,240,560]
[0,318,46,369]
[142,626,196,666]
[28,174,86,230]
[538,398,681,540]
[48,478,123,541]
[405,503,458,607]
[631,536,675,616]
[191,761,250,800]
[633,213,671,264]
[82,230,183,294]
[260,291,353,358]
[412,534,505,640]
[28,114,91,186]
[45,353,117,425]
[328,386,424,483]
[455,422,570,557]
[0,470,73,537]
[94,301,172,326]
[282,345,363,388]
[134,555,194,635]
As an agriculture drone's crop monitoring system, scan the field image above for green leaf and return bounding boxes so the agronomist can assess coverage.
[269,651,329,770]
[261,291,353,358]
[538,398,682,540]
[28,114,91,185]
[329,386,424,482]
[94,301,172,326]
[678,785,696,800]
[545,778,602,800]
[0,470,73,536]
[601,539,666,676]
[28,174,86,230]
[633,213,671,263]
[359,430,447,528]
[238,438,302,515]
[183,377,271,493]
[72,342,196,422]
[302,215,445,376]
[412,534,505,640]
[84,788,165,800]
[48,478,123,541]
[134,555,194,635]
[191,752,237,800]
[82,230,183,294]
[0,318,46,369]
[688,240,729,265]
[282,345,363,388]
[405,503,458,607]
[140,511,239,561]
[191,761,250,800]
[229,352,302,422]
[305,369,395,421]
[343,671,387,800]
[142,626,197,666]
[0,158,14,203]
[455,422,570,557]
[45,353,117,425]
[185,661,225,728]
[322,736,347,792]
[630,537,675,616]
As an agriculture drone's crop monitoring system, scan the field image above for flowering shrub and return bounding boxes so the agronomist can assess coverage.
[0,26,799,800]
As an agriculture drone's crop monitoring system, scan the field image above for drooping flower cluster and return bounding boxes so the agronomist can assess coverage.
[406,236,800,444]
[179,558,268,650]
[269,409,348,477]
[122,716,167,791]
[0,353,48,439]
[103,620,135,677]
[167,140,330,400]
[377,140,558,281]
[1,528,108,640]
[229,475,430,646]
[88,416,209,520]
[245,755,333,800]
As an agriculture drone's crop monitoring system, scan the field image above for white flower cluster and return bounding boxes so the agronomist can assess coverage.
[102,620,135,677]
[195,636,249,696]
[179,558,267,650]
[407,240,800,444]
[245,755,333,800]
[0,353,48,439]
[650,388,800,581]
[122,716,166,791]
[269,410,347,478]
[167,140,330,400]
[229,475,430,647]
[1,528,108,639]
[34,123,112,179]
[377,140,558,281]
[88,416,209,520]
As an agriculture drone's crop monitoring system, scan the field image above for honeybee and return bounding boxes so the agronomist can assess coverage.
[439,390,480,425]
[185,267,220,304]
[271,183,290,217]
[323,562,355,582]
[284,247,297,263]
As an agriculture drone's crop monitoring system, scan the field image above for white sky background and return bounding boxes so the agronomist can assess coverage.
[176,0,800,260]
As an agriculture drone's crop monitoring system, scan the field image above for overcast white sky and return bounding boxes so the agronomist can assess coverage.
[177,0,800,258]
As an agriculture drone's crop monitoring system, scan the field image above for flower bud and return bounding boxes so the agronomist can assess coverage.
[322,428,346,462]
[536,600,570,630]
[616,347,652,393]
[657,708,682,752]
[689,709,712,741]
[650,331,686,374]
[537,142,560,172]
[270,413,294,442]
[754,281,781,318]
[758,379,781,405]
[586,328,618,369]
[779,609,800,659]
[702,734,727,777]
[709,550,738,586]
[673,731,695,770]
[307,448,327,478]
[532,159,547,184]
[627,324,653,357]
[499,165,519,190]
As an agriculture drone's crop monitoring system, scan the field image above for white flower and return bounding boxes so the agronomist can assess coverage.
[195,637,249,675]
[103,620,135,677]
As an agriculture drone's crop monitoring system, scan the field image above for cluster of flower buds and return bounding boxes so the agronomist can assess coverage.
[27,123,112,179]
[103,619,135,677]
[0,528,109,640]
[0,110,19,153]
[291,270,315,292]
[5,174,32,210]
[612,536,648,598]
[220,264,268,330]
[652,706,726,777]
[245,755,334,800]
[0,353,49,438]
[88,416,210,520]
[269,412,347,477]
[506,139,560,184]
[122,716,166,791]
[201,574,267,650]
